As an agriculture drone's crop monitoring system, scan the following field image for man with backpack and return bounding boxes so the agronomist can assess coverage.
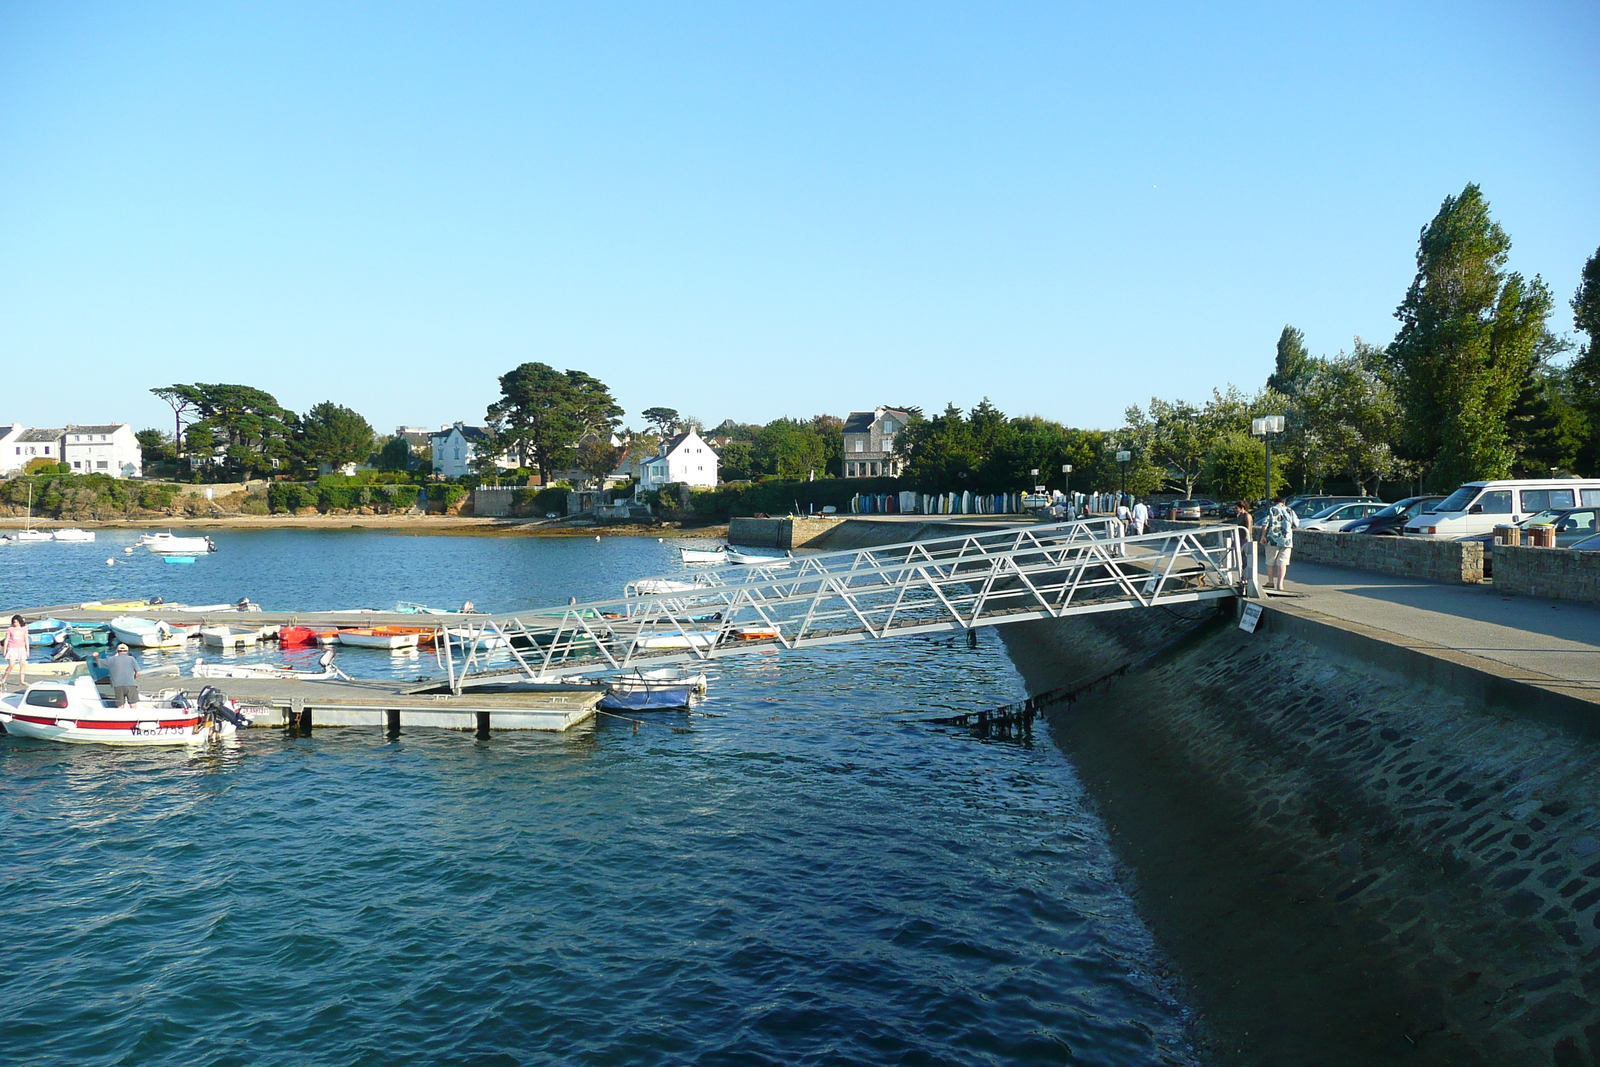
[1260,495,1299,591]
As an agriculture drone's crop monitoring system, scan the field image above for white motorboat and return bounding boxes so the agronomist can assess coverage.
[4,529,53,543]
[604,666,709,693]
[109,616,189,649]
[0,678,247,746]
[201,625,261,649]
[191,649,349,681]
[52,528,96,542]
[146,533,216,555]
[678,546,728,564]
[725,548,794,566]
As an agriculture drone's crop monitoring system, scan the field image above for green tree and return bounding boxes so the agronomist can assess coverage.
[487,363,623,483]
[135,428,172,464]
[809,414,845,477]
[376,435,417,472]
[1266,326,1314,396]
[1569,246,1600,474]
[896,405,981,491]
[164,383,295,479]
[297,401,375,471]
[575,438,621,485]
[1295,341,1401,494]
[1206,432,1289,502]
[150,387,198,456]
[751,419,826,479]
[641,407,680,435]
[1384,184,1553,486]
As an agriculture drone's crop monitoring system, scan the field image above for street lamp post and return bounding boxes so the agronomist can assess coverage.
[1115,450,1131,504]
[1250,416,1285,503]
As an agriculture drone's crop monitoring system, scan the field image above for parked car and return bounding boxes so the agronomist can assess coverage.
[1571,532,1600,551]
[1403,478,1600,538]
[1455,506,1600,578]
[1339,496,1445,536]
[1299,501,1389,532]
[1253,495,1383,526]
[1169,498,1219,520]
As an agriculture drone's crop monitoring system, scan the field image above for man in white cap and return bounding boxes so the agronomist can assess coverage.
[104,643,140,707]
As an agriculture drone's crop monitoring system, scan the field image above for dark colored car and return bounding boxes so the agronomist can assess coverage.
[1339,496,1445,536]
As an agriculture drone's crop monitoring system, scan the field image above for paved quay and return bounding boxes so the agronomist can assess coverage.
[1270,559,1600,703]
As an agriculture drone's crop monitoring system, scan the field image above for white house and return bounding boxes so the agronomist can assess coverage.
[0,425,27,474]
[430,423,519,478]
[639,429,719,491]
[63,424,142,479]
[10,428,64,472]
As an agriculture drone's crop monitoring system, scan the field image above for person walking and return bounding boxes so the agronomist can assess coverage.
[102,643,141,707]
[1262,495,1299,592]
[2,615,29,689]
[1131,498,1150,535]
[1230,500,1253,534]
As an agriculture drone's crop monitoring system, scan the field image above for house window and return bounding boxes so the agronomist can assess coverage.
[854,439,864,452]
[96,461,108,469]
[73,461,81,469]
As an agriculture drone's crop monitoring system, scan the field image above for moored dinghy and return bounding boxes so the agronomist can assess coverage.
[26,619,71,647]
[725,548,794,566]
[200,625,262,649]
[678,546,728,564]
[52,528,96,542]
[109,616,189,649]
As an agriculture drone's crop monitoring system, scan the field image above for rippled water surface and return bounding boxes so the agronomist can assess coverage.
[1,531,1194,1065]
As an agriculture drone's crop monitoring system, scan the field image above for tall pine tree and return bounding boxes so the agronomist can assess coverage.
[1384,184,1552,487]
[1570,246,1600,474]
[1266,326,1312,396]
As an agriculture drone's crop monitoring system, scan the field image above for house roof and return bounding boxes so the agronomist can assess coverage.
[843,408,909,434]
[18,428,63,443]
[64,424,129,435]
[431,424,491,442]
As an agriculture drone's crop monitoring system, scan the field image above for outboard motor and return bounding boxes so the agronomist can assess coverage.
[50,642,83,663]
[199,685,248,728]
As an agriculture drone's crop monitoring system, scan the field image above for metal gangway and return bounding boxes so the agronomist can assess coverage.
[435,518,1246,689]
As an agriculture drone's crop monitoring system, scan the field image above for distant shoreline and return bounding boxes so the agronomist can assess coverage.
[0,515,729,538]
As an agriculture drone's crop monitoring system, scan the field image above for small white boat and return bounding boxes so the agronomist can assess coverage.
[678,546,728,564]
[337,628,422,649]
[5,529,53,543]
[725,549,794,566]
[109,616,189,649]
[605,666,709,693]
[52,528,96,542]
[146,533,216,555]
[634,631,719,650]
[0,678,247,746]
[630,578,708,596]
[443,628,510,649]
[191,649,348,681]
[201,625,261,649]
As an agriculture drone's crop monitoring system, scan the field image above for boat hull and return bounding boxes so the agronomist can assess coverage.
[599,687,694,711]
[0,710,233,746]
[338,631,420,649]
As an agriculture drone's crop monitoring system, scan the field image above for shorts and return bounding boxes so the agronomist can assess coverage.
[1265,545,1292,568]
[114,685,139,706]
[5,648,26,665]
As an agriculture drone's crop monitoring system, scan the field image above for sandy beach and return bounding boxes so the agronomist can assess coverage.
[0,514,729,538]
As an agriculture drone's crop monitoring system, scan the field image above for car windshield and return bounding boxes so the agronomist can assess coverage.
[1371,501,1408,518]
[1307,503,1345,519]
[1434,486,1479,513]
[1519,509,1565,528]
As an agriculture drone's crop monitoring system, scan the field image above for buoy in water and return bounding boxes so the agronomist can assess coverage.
[596,535,601,541]
[106,558,116,566]
[123,547,134,554]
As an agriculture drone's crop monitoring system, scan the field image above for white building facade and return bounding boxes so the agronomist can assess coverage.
[430,423,519,478]
[9,428,65,472]
[0,425,26,475]
[639,430,720,491]
[63,424,143,478]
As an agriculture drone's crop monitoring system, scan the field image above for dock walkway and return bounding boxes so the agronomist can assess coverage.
[1268,560,1600,708]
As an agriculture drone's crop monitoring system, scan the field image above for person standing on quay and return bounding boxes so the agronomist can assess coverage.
[2,615,29,688]
[1263,496,1298,592]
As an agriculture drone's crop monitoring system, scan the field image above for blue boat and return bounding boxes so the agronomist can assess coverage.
[597,686,694,712]
[26,619,70,647]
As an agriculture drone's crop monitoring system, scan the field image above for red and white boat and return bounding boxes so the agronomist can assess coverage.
[0,677,247,746]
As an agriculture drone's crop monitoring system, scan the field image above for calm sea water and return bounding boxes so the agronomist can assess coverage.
[0,530,1196,1066]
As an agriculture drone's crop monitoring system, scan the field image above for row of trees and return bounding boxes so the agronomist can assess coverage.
[146,383,381,479]
[1113,185,1600,501]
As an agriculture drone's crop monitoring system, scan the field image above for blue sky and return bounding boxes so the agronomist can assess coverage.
[2,1,1596,437]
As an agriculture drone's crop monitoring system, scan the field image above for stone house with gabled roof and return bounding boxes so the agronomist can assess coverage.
[842,407,909,478]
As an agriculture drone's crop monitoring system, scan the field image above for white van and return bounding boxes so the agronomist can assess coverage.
[1403,478,1600,538]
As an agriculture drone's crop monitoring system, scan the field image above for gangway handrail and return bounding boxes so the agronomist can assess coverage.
[438,519,1245,687]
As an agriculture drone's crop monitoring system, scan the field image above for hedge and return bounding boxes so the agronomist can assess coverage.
[684,476,905,521]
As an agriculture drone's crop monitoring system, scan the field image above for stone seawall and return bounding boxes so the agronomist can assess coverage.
[1295,529,1485,583]
[1496,544,1600,606]
[727,516,847,549]
[1000,604,1600,1065]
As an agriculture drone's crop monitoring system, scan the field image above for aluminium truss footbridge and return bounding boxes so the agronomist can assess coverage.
[434,518,1247,690]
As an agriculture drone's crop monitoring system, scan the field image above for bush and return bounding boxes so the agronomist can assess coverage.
[684,476,906,521]
[438,485,467,510]
[382,484,420,510]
